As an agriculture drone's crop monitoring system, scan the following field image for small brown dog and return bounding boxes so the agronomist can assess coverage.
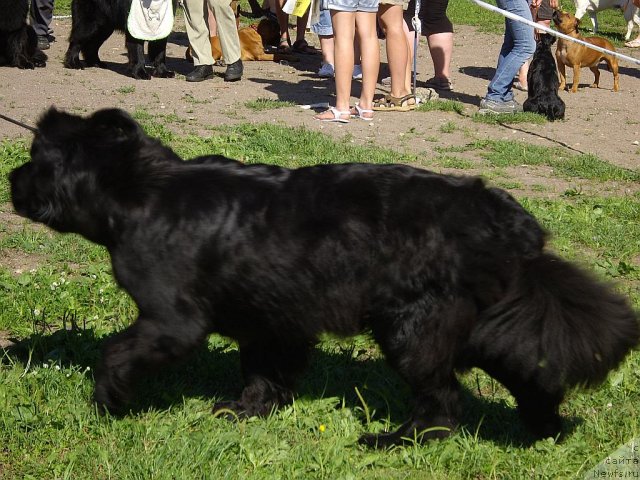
[552,10,619,92]
[211,18,298,62]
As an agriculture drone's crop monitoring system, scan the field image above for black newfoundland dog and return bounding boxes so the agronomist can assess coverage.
[523,34,566,121]
[10,108,638,447]
[0,0,47,69]
[64,0,176,79]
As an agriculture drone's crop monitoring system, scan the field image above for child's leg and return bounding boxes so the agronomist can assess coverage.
[355,10,380,111]
[332,10,357,112]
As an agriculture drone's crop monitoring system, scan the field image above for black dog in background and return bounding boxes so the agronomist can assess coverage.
[523,34,565,120]
[64,0,176,79]
[10,108,638,447]
[0,0,47,68]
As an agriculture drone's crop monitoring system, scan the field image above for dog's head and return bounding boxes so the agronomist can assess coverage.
[9,107,178,243]
[256,18,280,46]
[552,10,579,34]
[537,33,556,49]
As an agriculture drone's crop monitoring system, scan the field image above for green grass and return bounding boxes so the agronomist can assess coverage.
[1,122,639,479]
[245,98,296,111]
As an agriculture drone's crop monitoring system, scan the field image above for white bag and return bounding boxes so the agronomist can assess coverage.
[127,0,174,41]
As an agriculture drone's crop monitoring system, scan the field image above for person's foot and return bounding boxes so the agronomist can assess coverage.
[352,64,363,80]
[186,65,214,82]
[224,60,243,82]
[478,98,523,114]
[36,35,50,50]
[318,63,334,78]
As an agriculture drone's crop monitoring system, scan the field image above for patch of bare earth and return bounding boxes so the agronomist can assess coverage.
[0,16,638,191]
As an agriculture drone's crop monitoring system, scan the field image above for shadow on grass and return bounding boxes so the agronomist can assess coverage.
[2,324,580,447]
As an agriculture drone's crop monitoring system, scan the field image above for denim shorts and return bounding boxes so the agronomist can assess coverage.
[324,0,378,13]
[311,9,333,36]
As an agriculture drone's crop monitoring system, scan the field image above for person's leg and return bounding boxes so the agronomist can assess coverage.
[314,9,354,121]
[312,9,335,75]
[184,0,215,67]
[426,31,453,80]
[485,0,535,103]
[516,19,550,90]
[208,6,218,37]
[355,10,380,114]
[295,8,310,44]
[275,0,291,48]
[378,4,410,99]
[209,0,242,65]
[30,0,54,49]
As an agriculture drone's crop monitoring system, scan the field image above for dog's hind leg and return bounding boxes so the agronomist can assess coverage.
[94,313,210,412]
[148,38,175,78]
[360,297,476,448]
[213,339,312,418]
[589,66,600,89]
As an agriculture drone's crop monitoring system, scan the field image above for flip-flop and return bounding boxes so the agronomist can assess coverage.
[350,104,374,120]
[372,94,416,112]
[424,77,453,91]
[314,107,350,123]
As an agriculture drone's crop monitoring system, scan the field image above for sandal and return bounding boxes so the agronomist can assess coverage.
[424,76,453,91]
[291,39,320,55]
[314,107,350,123]
[513,80,528,92]
[372,94,416,112]
[350,104,374,120]
[277,36,291,53]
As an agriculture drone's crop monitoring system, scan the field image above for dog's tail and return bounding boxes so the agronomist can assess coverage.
[468,252,639,390]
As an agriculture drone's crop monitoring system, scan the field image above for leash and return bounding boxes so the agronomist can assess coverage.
[0,113,37,133]
[411,0,422,97]
[469,0,640,66]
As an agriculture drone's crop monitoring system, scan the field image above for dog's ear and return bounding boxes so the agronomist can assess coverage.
[574,17,580,29]
[87,108,144,147]
[36,107,84,141]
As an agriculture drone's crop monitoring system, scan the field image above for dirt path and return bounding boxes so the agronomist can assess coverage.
[1,17,639,171]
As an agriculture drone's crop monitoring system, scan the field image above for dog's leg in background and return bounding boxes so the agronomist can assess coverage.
[94,314,210,412]
[64,7,113,69]
[570,65,582,92]
[588,65,601,89]
[213,339,311,418]
[360,297,476,448]
[125,33,151,79]
[148,38,175,78]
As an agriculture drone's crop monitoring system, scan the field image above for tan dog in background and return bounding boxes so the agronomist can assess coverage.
[210,19,298,62]
[553,10,619,92]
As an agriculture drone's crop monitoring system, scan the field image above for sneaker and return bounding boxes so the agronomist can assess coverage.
[478,98,523,115]
[318,63,334,78]
[36,35,50,50]
[381,76,391,86]
[352,64,363,80]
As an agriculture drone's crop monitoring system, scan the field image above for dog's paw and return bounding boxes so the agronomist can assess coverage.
[152,67,175,78]
[131,68,152,80]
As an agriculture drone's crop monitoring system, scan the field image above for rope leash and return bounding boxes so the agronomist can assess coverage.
[0,114,37,133]
[469,0,640,66]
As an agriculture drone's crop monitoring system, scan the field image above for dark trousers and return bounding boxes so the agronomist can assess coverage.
[30,0,54,36]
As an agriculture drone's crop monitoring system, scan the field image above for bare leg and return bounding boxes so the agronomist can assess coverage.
[355,10,380,114]
[378,4,410,99]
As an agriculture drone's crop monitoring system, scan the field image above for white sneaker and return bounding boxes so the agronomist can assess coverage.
[352,64,363,80]
[318,63,334,78]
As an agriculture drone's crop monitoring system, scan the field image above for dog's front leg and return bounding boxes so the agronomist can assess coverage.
[94,313,209,412]
[212,339,311,418]
[557,60,567,90]
[149,39,175,78]
[125,34,151,80]
[570,65,581,92]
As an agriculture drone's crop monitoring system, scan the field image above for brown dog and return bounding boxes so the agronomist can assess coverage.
[552,10,619,92]
[186,18,298,63]
[210,22,298,62]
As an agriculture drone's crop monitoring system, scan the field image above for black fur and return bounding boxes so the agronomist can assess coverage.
[9,108,638,447]
[63,0,176,79]
[523,34,566,121]
[0,0,47,69]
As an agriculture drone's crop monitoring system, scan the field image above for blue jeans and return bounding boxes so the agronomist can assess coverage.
[485,0,536,102]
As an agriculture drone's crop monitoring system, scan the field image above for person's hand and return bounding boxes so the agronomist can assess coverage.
[549,0,559,8]
[531,0,542,7]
